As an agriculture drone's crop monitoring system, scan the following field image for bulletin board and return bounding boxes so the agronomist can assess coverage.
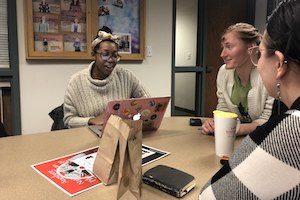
[24,0,145,60]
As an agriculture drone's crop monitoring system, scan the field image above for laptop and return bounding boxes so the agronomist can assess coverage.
[103,96,170,131]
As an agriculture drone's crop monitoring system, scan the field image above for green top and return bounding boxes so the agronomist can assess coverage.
[231,71,252,112]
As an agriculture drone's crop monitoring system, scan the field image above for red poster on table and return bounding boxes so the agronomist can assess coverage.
[31,145,169,196]
[31,147,101,197]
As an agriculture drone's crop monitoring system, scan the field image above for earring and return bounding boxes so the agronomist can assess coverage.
[276,82,282,100]
[276,82,282,115]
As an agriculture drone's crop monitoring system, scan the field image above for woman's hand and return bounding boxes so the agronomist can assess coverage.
[202,118,215,134]
[236,122,259,136]
[88,114,104,126]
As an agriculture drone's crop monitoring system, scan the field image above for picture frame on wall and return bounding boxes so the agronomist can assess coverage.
[25,0,145,60]
[118,33,132,54]
[25,0,92,59]
[92,0,145,60]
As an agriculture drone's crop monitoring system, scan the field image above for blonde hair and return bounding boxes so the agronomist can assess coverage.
[222,23,261,45]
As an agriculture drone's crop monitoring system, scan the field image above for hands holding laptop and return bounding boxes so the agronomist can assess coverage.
[88,114,104,138]
[88,114,104,126]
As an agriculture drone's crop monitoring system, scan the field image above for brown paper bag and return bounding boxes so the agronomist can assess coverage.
[93,115,143,200]
[93,115,121,185]
[117,118,143,200]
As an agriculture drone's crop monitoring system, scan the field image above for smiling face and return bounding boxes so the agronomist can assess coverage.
[220,32,252,70]
[93,40,119,80]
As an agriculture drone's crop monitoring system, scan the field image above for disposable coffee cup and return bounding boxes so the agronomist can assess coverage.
[213,110,240,157]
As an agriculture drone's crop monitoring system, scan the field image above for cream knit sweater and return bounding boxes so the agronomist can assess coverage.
[63,61,150,128]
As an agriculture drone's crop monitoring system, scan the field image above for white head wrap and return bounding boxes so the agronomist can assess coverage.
[91,31,120,51]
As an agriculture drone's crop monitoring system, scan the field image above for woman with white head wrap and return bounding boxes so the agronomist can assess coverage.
[63,26,149,128]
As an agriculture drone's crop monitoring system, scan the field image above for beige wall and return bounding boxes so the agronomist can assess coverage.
[17,0,173,134]
[16,0,267,134]
[173,0,267,111]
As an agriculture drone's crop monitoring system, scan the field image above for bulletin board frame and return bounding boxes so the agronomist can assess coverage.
[24,0,145,60]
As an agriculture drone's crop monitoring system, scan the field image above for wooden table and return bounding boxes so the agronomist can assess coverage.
[0,117,242,200]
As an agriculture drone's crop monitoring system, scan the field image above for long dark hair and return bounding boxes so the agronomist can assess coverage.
[266,0,300,64]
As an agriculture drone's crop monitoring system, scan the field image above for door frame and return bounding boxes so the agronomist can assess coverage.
[0,0,21,135]
[171,0,256,117]
[171,0,207,116]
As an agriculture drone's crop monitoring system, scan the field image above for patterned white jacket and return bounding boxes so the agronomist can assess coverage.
[200,97,300,199]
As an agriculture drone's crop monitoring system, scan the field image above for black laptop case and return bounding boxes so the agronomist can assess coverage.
[142,165,195,198]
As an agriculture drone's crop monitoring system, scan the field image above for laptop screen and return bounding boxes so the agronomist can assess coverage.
[103,97,170,131]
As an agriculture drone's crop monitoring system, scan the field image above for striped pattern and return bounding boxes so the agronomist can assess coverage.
[200,98,300,199]
[63,61,149,128]
[261,115,300,170]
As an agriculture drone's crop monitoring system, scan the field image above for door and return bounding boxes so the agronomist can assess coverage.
[203,0,255,117]
[172,0,255,117]
[172,0,205,116]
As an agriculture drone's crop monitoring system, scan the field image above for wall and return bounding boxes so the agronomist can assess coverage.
[173,0,268,111]
[16,0,267,134]
[175,0,198,67]
[17,0,172,134]
[255,0,268,33]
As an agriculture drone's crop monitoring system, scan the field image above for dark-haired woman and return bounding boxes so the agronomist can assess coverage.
[200,0,300,199]
[63,27,149,128]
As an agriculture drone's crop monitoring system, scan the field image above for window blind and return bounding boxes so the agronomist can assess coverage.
[0,0,9,68]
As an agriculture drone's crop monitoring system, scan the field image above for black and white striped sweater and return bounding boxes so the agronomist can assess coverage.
[200,97,300,200]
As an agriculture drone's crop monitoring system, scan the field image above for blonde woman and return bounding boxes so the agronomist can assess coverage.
[202,23,274,135]
[200,0,300,199]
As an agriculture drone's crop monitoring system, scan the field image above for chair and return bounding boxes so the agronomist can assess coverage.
[49,104,68,131]
[0,121,7,137]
